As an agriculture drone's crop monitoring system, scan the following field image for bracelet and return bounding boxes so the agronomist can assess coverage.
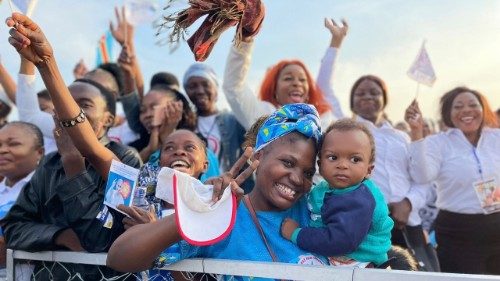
[60,108,86,128]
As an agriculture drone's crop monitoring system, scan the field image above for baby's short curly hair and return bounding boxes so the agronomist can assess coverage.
[320,118,376,164]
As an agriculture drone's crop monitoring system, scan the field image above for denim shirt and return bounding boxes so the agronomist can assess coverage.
[215,111,245,171]
[215,111,254,193]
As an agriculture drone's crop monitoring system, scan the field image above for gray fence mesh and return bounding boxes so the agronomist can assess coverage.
[11,259,220,281]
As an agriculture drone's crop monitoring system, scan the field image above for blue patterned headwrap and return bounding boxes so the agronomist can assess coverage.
[255,103,322,152]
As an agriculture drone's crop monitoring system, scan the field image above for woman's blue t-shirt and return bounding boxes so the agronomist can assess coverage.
[156,197,327,280]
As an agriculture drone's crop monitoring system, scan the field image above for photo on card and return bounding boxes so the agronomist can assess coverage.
[473,178,500,214]
[104,159,140,215]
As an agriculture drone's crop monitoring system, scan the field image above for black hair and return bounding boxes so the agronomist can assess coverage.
[350,75,389,111]
[97,63,125,95]
[386,245,419,271]
[36,89,52,101]
[150,72,180,90]
[74,78,117,117]
[4,121,44,148]
[440,86,498,128]
[319,119,376,164]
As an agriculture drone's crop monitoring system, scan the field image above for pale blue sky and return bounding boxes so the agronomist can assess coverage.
[1,0,499,123]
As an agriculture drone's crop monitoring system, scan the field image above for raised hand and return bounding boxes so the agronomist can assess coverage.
[110,6,133,46]
[139,101,183,161]
[404,100,424,141]
[158,100,183,141]
[117,44,135,75]
[73,59,88,80]
[6,13,53,65]
[207,147,259,203]
[324,18,348,48]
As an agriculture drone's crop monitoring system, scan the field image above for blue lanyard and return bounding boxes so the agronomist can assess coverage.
[472,148,484,180]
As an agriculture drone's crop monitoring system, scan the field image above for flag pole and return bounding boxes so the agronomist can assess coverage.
[7,0,15,14]
[415,82,421,101]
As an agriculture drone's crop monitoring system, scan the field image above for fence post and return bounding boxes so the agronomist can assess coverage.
[6,249,14,281]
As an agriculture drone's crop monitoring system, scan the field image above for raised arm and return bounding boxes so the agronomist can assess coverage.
[110,6,144,98]
[317,18,348,119]
[222,39,275,130]
[0,57,16,103]
[404,100,442,183]
[117,42,147,135]
[6,13,115,178]
[17,57,56,140]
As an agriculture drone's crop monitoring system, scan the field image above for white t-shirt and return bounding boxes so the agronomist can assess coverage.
[197,115,221,157]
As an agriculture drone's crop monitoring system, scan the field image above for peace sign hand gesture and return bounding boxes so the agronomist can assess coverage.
[110,6,133,46]
[206,147,259,203]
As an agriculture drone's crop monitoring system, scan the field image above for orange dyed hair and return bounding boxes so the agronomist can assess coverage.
[258,60,331,115]
[440,86,498,129]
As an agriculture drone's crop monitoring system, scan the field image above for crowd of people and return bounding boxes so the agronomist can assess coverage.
[0,4,499,281]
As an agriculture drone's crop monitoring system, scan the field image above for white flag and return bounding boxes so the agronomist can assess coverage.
[407,41,436,87]
[12,0,38,17]
[124,0,158,26]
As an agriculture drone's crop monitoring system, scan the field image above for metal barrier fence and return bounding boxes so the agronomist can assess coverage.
[6,249,500,281]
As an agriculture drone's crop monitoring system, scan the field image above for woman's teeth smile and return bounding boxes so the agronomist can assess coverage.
[276,183,296,199]
[170,160,191,172]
